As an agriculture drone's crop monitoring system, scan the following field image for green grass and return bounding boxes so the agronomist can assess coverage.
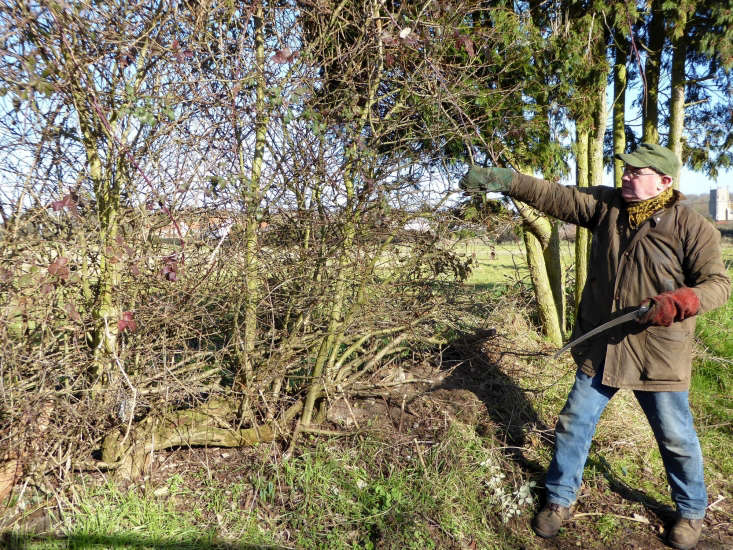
[460,238,575,297]
[689,241,733,483]
[460,239,528,288]
[6,425,537,550]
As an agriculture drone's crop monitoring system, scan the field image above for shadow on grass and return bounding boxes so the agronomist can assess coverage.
[0,532,290,550]
[587,454,676,523]
[433,329,551,475]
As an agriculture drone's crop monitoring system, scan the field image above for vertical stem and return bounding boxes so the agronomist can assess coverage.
[613,31,627,189]
[643,0,665,144]
[523,227,562,346]
[73,88,119,384]
[574,126,590,316]
[301,0,385,427]
[543,221,566,337]
[586,52,607,285]
[236,1,267,389]
[668,6,689,187]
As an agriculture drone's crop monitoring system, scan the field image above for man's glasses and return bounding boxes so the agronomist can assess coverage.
[623,166,660,177]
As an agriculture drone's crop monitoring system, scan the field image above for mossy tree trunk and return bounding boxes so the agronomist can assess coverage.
[643,0,665,145]
[574,126,590,316]
[544,221,566,336]
[613,30,628,189]
[668,4,690,187]
[514,199,563,345]
[589,65,607,192]
[68,74,121,387]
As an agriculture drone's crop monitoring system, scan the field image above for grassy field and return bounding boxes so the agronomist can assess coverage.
[460,238,576,291]
[2,239,731,550]
[690,242,733,480]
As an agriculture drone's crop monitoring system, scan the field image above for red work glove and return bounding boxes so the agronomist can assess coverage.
[637,287,700,327]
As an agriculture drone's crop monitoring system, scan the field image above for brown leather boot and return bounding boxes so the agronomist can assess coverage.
[532,503,572,538]
[667,518,703,550]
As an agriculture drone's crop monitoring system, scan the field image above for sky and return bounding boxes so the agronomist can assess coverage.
[661,168,731,197]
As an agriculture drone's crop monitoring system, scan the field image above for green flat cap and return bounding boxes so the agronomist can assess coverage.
[615,143,681,176]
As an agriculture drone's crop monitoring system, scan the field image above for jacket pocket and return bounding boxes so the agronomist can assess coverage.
[642,325,692,381]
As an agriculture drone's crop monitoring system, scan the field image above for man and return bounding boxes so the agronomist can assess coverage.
[461,143,730,550]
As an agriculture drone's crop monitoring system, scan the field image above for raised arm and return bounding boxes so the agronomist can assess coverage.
[461,166,614,229]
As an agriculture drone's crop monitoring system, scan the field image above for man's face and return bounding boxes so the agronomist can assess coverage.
[621,165,670,202]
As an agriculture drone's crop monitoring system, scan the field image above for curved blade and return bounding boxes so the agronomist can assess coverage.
[553,304,650,359]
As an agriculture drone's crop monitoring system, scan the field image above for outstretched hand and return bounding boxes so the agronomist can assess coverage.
[459,166,514,194]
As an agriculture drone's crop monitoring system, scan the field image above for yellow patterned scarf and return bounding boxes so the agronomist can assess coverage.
[626,188,675,228]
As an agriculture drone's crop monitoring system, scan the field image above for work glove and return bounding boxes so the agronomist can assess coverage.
[637,287,700,327]
[460,166,514,195]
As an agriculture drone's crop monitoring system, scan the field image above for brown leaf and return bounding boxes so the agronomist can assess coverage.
[455,33,475,57]
[105,246,120,264]
[381,33,398,47]
[162,255,178,282]
[272,47,293,64]
[118,310,137,333]
[50,193,77,213]
[65,301,81,323]
[48,257,70,281]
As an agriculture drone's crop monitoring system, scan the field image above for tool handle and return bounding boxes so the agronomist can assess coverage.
[634,303,650,320]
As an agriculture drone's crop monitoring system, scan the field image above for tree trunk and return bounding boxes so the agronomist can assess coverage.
[72,89,120,386]
[613,31,628,189]
[643,0,665,144]
[522,222,563,346]
[668,6,690,186]
[574,126,590,315]
[102,399,305,480]
[589,70,607,191]
[544,221,566,337]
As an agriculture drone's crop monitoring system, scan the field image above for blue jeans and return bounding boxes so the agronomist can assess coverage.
[545,369,707,519]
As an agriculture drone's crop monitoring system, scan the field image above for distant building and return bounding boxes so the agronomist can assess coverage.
[709,187,733,222]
